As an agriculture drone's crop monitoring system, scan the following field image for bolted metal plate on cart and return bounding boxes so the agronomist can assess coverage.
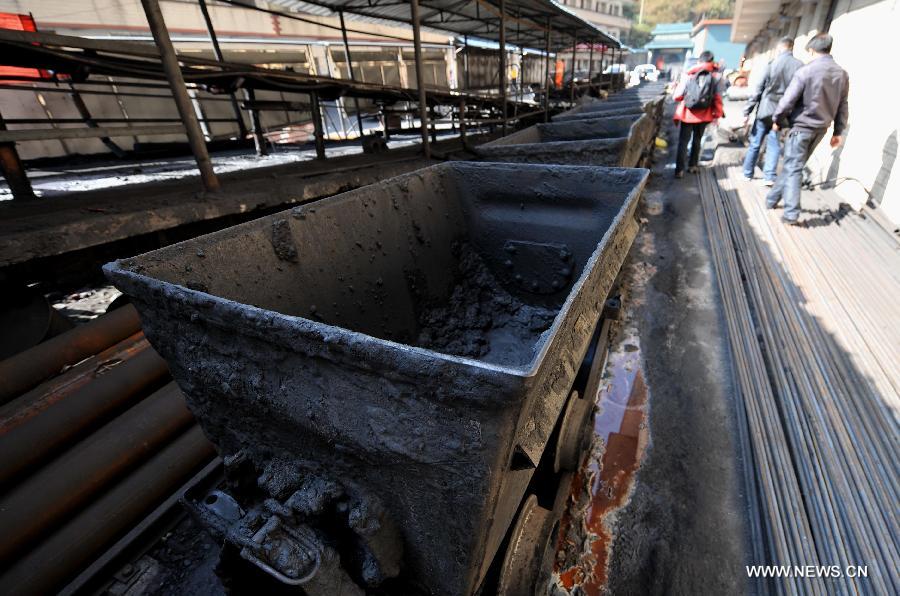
[501,240,575,295]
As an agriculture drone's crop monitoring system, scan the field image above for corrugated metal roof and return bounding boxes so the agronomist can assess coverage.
[268,0,620,50]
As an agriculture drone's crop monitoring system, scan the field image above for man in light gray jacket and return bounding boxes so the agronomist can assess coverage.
[766,33,849,225]
[742,37,802,184]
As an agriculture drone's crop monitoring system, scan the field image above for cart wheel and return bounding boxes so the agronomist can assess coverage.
[554,390,593,473]
[497,495,558,596]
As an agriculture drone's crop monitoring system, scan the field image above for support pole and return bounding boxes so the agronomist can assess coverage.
[198,0,247,138]
[429,104,437,143]
[464,36,471,92]
[587,38,594,96]
[499,0,508,134]
[544,19,551,123]
[140,0,219,192]
[310,92,326,160]
[514,10,521,119]
[0,112,35,200]
[616,48,622,89]
[409,0,430,157]
[599,46,605,90]
[458,99,467,147]
[339,10,365,138]
[569,31,577,103]
[246,88,268,156]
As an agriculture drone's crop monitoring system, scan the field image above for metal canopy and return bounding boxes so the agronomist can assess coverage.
[269,0,620,50]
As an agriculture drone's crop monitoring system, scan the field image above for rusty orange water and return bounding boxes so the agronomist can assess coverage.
[553,327,649,594]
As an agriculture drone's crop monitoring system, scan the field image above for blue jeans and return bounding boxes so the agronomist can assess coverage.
[766,129,825,221]
[742,117,780,180]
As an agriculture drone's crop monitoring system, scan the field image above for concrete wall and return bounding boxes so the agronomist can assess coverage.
[741,0,900,225]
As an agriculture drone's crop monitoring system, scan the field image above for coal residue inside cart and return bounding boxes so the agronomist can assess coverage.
[414,243,558,367]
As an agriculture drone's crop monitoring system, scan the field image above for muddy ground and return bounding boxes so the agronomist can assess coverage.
[603,108,753,595]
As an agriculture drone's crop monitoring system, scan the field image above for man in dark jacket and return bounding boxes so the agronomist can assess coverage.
[742,37,802,184]
[767,33,849,225]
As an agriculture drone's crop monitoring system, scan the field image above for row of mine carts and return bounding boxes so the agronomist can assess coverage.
[104,82,668,595]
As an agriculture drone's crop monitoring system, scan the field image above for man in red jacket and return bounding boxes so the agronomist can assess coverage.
[672,51,725,178]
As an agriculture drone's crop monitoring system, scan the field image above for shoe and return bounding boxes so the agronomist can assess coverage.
[766,202,780,210]
[763,179,775,187]
[743,175,753,182]
[781,217,803,226]
[675,171,684,179]
[688,166,700,174]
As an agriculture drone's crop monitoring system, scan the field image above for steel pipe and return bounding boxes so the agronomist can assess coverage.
[0,332,148,435]
[0,347,169,486]
[0,425,215,594]
[0,382,192,563]
[0,304,141,404]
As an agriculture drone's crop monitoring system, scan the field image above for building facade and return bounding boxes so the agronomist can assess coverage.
[645,22,694,78]
[557,0,632,40]
[733,0,899,225]
[691,19,745,70]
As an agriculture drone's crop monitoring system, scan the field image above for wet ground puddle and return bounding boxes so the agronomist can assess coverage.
[552,322,650,595]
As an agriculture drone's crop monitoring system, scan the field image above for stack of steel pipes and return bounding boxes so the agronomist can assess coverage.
[699,168,899,595]
[0,305,215,594]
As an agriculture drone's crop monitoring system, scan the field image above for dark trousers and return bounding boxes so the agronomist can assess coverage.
[676,121,708,174]
[766,128,825,221]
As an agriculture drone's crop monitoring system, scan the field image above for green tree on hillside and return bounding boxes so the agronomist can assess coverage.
[635,0,734,27]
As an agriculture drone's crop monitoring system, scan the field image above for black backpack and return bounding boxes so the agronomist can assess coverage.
[684,70,715,110]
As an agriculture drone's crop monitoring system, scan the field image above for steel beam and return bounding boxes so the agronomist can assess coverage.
[339,10,366,138]
[587,38,594,94]
[310,92,326,160]
[0,110,35,201]
[0,125,185,143]
[68,87,125,157]
[140,0,219,191]
[198,0,248,138]
[544,18,551,122]
[410,0,430,157]
[569,31,577,103]
[245,88,268,156]
[499,0,508,134]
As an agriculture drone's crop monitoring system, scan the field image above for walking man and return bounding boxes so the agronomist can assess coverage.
[767,33,849,225]
[673,51,725,178]
[742,37,802,185]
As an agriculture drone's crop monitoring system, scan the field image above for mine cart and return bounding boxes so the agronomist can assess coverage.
[552,95,665,123]
[105,162,648,595]
[476,112,658,168]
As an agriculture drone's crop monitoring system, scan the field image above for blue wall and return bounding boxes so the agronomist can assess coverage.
[695,24,745,70]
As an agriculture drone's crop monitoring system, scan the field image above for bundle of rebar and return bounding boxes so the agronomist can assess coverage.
[699,166,899,595]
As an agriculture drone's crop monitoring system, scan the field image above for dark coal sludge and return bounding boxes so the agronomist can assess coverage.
[415,243,557,367]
